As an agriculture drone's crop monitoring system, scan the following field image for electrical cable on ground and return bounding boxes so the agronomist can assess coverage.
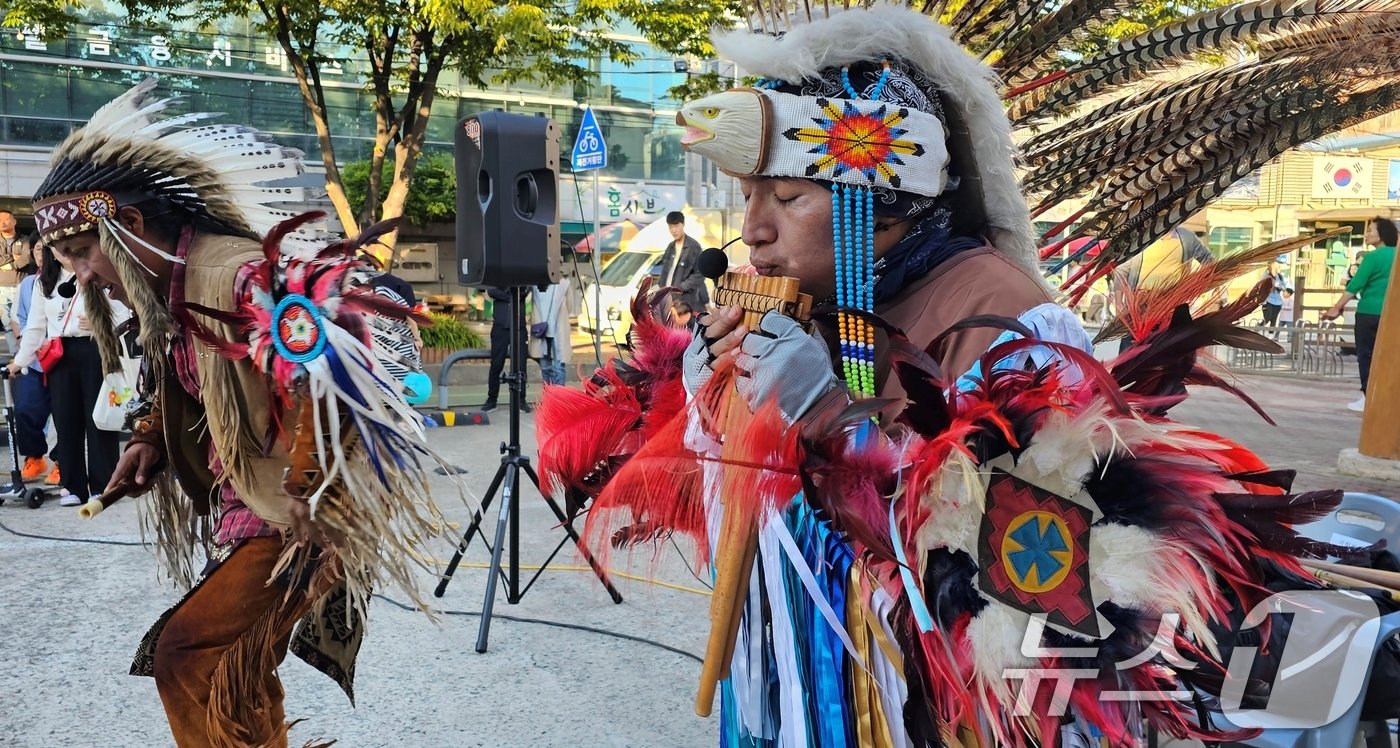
[0,516,144,546]
[0,515,703,664]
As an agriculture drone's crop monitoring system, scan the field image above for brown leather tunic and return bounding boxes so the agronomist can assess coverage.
[160,233,293,526]
[866,246,1052,420]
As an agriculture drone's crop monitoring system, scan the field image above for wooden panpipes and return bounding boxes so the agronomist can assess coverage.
[711,272,813,333]
[694,271,812,717]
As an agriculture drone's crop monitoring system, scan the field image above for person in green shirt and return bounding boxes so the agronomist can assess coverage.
[1324,216,1397,412]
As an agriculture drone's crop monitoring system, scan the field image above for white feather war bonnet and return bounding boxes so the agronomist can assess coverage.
[677,6,1037,272]
[31,77,322,271]
[31,77,331,380]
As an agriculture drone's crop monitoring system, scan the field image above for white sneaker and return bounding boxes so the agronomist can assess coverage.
[58,491,80,507]
[1347,395,1366,412]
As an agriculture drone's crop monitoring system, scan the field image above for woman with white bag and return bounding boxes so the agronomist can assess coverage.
[6,243,130,506]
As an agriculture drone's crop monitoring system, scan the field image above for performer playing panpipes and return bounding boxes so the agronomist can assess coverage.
[538,2,1400,746]
[32,78,452,747]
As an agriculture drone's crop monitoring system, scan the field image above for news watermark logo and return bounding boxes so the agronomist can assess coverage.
[1003,589,1384,728]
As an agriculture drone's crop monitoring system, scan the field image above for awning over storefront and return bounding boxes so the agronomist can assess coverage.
[1298,208,1400,223]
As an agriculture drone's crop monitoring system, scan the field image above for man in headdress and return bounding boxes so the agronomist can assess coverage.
[539,4,1378,746]
[32,78,447,747]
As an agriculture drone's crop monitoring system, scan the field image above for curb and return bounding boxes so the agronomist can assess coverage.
[420,410,492,427]
[1338,448,1400,482]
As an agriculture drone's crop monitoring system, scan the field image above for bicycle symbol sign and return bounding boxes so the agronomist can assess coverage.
[572,107,608,172]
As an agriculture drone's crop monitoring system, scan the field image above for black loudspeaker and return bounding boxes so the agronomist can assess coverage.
[455,111,561,288]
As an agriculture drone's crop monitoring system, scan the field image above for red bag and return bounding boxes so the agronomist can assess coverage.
[36,338,64,372]
[35,298,77,373]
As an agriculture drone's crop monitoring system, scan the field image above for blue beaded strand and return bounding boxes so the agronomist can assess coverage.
[840,67,859,99]
[834,185,853,386]
[856,191,868,315]
[832,186,845,308]
[856,189,868,392]
[839,62,893,101]
[870,63,892,101]
[843,184,853,303]
[853,184,863,308]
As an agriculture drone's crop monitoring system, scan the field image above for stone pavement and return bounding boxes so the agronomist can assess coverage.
[0,419,714,747]
[1169,371,1397,498]
[0,371,1394,747]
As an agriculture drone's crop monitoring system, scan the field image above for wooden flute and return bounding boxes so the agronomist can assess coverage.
[694,271,812,717]
[77,481,134,519]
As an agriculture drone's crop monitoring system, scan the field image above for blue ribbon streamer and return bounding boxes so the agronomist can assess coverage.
[890,500,935,633]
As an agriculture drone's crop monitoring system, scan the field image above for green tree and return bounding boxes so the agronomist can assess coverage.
[1081,0,1235,60]
[11,0,742,247]
[618,0,747,101]
[2,0,82,37]
[343,152,455,227]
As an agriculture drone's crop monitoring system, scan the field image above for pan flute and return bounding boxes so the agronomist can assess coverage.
[695,271,812,717]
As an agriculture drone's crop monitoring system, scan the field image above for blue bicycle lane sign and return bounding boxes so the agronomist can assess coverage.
[572,107,608,172]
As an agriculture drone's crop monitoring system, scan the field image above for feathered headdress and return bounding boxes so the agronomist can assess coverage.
[33,77,334,377]
[31,77,327,264]
[679,5,1044,396]
[682,6,1037,273]
[679,0,1400,300]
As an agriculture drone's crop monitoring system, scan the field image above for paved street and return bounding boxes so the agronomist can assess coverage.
[0,415,714,748]
[0,370,1393,746]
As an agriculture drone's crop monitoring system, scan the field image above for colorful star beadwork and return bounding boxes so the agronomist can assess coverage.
[785,99,924,188]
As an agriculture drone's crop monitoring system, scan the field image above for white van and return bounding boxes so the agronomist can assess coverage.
[577,208,744,342]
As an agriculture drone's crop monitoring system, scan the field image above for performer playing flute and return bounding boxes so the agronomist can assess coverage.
[537,3,1399,745]
[32,78,449,747]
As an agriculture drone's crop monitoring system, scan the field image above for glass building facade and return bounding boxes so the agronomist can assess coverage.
[1,2,690,191]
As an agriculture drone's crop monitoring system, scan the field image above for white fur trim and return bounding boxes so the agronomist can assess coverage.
[965,604,1036,706]
[915,451,986,555]
[712,6,1038,276]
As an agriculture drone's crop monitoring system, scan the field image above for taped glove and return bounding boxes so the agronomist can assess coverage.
[682,323,716,396]
[734,310,840,423]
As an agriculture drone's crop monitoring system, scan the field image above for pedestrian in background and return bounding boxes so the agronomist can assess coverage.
[0,211,34,337]
[659,212,709,311]
[482,288,530,413]
[1324,215,1396,413]
[9,235,55,485]
[7,243,130,505]
[354,249,423,382]
[530,279,572,387]
[1260,257,1291,327]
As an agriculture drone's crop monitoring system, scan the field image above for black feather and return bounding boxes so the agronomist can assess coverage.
[1224,469,1297,491]
[923,549,986,629]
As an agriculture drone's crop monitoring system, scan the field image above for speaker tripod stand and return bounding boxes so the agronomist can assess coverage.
[434,285,622,653]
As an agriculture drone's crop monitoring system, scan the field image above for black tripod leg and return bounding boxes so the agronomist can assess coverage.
[434,462,505,598]
[476,461,519,653]
[520,462,623,604]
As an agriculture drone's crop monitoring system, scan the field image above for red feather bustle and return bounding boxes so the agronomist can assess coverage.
[538,270,1355,747]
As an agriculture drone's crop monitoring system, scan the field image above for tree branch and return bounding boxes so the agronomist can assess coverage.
[259,0,359,235]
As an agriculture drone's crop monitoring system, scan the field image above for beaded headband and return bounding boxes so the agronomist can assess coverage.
[677,75,950,200]
[680,60,940,397]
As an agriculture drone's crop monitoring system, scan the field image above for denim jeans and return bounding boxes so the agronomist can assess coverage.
[539,356,567,386]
